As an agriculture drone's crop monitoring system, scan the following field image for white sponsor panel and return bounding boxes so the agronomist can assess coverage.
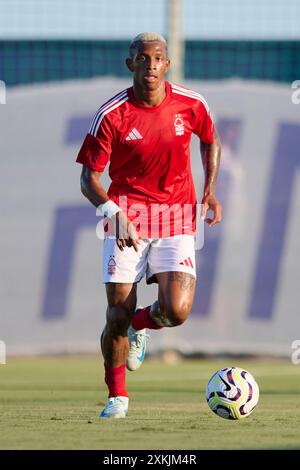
[0,78,299,356]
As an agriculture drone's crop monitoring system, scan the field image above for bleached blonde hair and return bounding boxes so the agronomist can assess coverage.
[129,32,168,57]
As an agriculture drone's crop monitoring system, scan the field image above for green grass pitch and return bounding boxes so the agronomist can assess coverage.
[0,357,299,450]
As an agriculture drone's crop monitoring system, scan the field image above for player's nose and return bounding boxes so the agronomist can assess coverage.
[146,58,157,70]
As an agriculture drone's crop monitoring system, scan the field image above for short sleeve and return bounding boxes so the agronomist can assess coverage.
[76,115,112,172]
[193,101,215,144]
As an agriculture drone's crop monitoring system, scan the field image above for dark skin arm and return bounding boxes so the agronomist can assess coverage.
[200,130,222,226]
[80,166,140,251]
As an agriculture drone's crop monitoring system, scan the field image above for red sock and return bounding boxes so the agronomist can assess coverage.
[104,363,128,398]
[131,305,163,330]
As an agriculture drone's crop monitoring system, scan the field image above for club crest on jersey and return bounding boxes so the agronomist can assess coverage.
[174,114,184,136]
[107,255,116,275]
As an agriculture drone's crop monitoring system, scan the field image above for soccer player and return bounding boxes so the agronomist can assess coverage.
[76,32,222,418]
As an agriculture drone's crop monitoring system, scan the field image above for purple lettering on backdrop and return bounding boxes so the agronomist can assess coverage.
[41,118,300,321]
[248,122,300,319]
[41,116,93,319]
[41,205,95,319]
[65,116,92,144]
[191,118,243,316]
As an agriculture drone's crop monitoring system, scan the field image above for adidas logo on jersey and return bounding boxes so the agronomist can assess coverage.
[125,128,143,141]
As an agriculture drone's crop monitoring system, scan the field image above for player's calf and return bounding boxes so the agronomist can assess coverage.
[151,301,191,327]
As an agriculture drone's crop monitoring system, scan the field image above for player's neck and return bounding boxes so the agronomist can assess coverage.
[132,81,166,107]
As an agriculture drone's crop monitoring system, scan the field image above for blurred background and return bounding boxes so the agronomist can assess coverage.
[1,0,300,85]
[0,0,299,358]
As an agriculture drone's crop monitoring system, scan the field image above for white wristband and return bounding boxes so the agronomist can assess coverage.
[97,200,121,219]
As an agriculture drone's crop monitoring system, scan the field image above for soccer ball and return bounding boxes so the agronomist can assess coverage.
[206,367,259,420]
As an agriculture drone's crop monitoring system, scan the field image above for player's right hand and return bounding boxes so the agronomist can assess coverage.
[114,211,140,252]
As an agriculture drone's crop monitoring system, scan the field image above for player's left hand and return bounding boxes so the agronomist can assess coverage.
[201,194,222,227]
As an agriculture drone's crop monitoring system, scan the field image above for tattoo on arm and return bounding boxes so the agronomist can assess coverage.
[200,131,221,196]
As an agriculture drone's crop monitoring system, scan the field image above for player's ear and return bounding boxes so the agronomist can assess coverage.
[126,57,134,72]
[165,58,171,73]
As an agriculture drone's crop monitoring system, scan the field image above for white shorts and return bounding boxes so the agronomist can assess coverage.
[102,234,196,284]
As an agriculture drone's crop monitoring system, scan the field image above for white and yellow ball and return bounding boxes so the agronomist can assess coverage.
[206,367,259,420]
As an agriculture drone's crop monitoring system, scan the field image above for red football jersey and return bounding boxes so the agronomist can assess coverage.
[76,81,215,237]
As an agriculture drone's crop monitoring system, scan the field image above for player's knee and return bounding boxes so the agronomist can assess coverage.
[106,305,133,334]
[164,302,191,327]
